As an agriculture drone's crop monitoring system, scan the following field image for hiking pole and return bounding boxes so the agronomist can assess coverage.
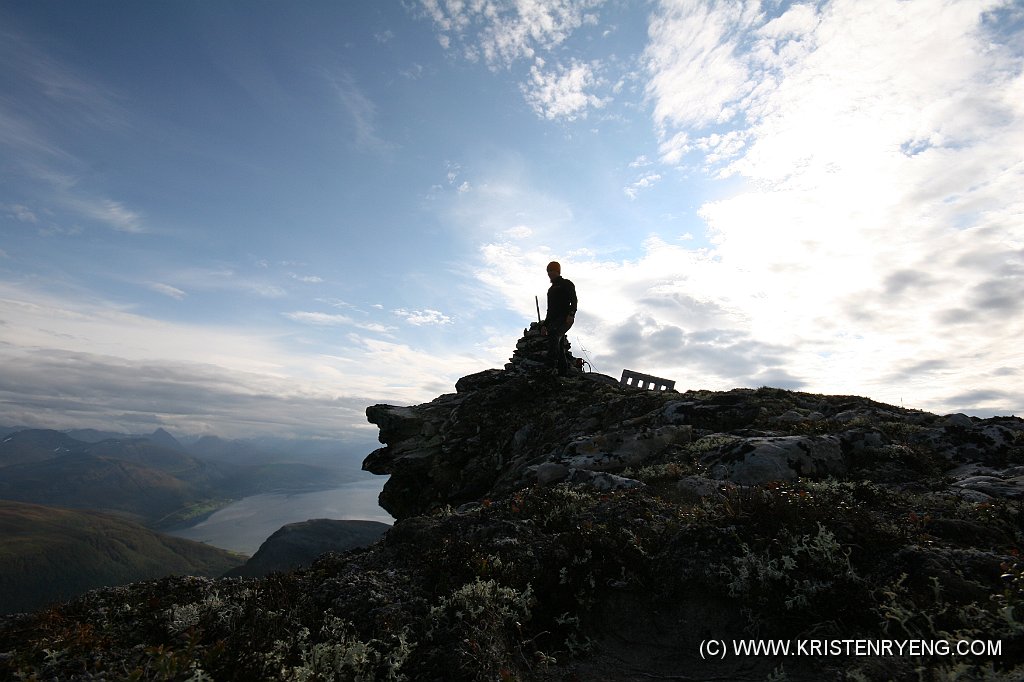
[535,296,541,324]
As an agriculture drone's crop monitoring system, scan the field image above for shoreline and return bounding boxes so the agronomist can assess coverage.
[163,479,393,555]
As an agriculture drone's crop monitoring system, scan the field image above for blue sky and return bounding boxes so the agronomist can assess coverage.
[1,0,1022,440]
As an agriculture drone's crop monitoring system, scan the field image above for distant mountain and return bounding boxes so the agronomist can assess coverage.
[63,428,132,443]
[188,435,277,466]
[0,500,245,615]
[78,438,209,479]
[0,454,200,524]
[224,519,389,578]
[0,428,358,526]
[0,425,30,439]
[0,429,82,467]
[147,427,185,451]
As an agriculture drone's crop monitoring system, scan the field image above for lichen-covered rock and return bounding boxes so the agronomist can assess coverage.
[704,435,845,484]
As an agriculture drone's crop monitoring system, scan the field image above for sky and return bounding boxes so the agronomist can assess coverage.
[1,0,1022,441]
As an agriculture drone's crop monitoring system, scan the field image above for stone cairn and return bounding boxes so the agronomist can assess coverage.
[504,321,583,375]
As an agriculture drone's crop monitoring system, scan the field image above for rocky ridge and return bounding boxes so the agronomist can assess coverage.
[366,324,1024,519]
[2,328,1023,680]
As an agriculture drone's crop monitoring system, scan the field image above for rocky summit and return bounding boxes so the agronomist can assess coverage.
[2,327,1024,680]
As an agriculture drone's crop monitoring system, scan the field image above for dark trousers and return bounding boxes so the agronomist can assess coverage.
[547,325,569,374]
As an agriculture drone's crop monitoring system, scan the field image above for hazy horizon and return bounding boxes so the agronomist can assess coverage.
[2,1,1022,439]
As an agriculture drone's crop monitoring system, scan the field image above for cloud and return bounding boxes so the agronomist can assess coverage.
[545,0,1024,415]
[0,24,145,237]
[521,57,607,120]
[644,0,759,133]
[473,208,1024,416]
[601,314,800,388]
[0,283,488,437]
[325,69,390,151]
[290,273,325,283]
[285,310,397,334]
[71,197,145,232]
[623,172,662,199]
[149,283,186,300]
[0,346,373,440]
[420,0,602,68]
[284,311,355,326]
[167,266,287,299]
[504,225,533,239]
[0,25,126,131]
[6,204,39,224]
[417,1,610,119]
[392,308,453,326]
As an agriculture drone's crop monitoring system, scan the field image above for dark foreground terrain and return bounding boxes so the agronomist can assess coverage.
[2,329,1022,680]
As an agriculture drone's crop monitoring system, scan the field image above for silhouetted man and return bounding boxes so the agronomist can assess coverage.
[540,261,577,376]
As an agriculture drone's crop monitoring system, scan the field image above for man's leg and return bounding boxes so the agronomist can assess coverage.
[547,324,565,373]
[556,334,569,375]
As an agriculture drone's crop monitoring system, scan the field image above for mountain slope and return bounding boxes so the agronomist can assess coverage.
[0,454,198,524]
[0,429,82,467]
[0,500,245,615]
[0,429,350,526]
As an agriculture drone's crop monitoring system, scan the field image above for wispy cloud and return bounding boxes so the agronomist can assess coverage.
[149,283,186,300]
[284,311,354,326]
[3,204,39,224]
[0,25,126,130]
[623,172,662,199]
[285,310,396,334]
[393,308,453,326]
[290,273,325,283]
[325,69,390,151]
[0,24,146,236]
[67,197,145,233]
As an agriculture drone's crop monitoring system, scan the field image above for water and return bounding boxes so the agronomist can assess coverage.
[167,476,394,555]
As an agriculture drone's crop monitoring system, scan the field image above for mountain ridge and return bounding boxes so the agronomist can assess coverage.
[2,328,1022,680]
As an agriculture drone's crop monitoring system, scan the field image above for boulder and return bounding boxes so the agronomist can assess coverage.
[704,435,845,484]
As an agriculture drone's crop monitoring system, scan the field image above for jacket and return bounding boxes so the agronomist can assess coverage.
[544,276,578,329]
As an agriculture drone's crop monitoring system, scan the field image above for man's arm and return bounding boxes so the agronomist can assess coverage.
[566,279,578,321]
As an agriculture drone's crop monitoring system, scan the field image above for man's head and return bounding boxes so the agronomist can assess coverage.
[546,261,561,281]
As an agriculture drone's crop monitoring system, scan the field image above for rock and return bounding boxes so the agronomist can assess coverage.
[839,428,889,453]
[775,409,825,423]
[705,435,845,484]
[949,475,1024,500]
[566,469,643,491]
[676,475,732,502]
[535,462,569,484]
[455,369,506,393]
[560,425,693,472]
[944,413,975,429]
